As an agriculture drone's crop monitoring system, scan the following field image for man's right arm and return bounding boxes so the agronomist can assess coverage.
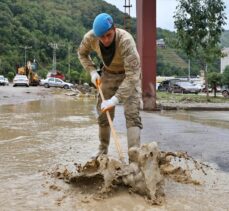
[77,31,97,73]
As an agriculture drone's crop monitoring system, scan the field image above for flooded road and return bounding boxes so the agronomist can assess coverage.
[0,91,229,210]
[0,96,99,210]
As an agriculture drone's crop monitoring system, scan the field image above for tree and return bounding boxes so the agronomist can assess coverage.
[174,0,226,100]
[37,69,48,79]
[7,71,14,81]
[207,72,222,97]
[79,71,90,84]
[69,70,79,83]
[222,66,229,85]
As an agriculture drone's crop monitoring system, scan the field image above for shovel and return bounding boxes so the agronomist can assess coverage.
[97,84,125,163]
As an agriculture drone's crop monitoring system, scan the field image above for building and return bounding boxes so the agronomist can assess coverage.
[156,39,165,48]
[221,48,229,73]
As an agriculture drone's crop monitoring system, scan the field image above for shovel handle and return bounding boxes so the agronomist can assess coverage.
[97,85,125,163]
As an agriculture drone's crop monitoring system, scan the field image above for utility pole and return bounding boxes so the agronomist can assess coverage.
[68,44,71,81]
[123,0,132,32]
[0,58,2,75]
[188,59,191,81]
[20,46,32,66]
[49,42,65,75]
[49,43,58,75]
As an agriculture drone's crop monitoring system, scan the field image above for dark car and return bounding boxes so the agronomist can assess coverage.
[158,79,181,92]
[168,81,201,94]
[221,85,229,98]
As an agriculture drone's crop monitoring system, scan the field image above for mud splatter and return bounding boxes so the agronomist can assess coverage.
[51,142,208,205]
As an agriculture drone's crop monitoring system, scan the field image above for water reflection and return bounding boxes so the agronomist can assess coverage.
[160,110,229,129]
[0,97,96,177]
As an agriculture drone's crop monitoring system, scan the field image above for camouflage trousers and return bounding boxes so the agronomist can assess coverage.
[96,70,143,129]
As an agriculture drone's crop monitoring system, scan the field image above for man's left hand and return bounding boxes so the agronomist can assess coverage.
[101,96,119,112]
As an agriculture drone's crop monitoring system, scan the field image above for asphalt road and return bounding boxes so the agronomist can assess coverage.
[114,107,229,172]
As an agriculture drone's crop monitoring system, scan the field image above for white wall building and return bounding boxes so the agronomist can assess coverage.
[221,48,229,73]
[156,39,166,48]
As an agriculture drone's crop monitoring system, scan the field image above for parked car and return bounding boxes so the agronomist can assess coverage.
[158,79,181,92]
[192,82,204,91]
[13,75,29,87]
[202,86,221,93]
[168,81,201,94]
[0,75,5,86]
[4,78,9,86]
[202,86,212,93]
[40,77,73,89]
[221,85,229,98]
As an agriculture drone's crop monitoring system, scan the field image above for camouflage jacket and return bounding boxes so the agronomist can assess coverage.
[77,28,142,102]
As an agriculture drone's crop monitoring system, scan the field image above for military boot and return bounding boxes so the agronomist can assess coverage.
[127,127,141,163]
[92,126,110,159]
[127,126,141,149]
[98,126,110,154]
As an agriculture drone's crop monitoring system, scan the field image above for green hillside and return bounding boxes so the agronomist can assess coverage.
[157,28,189,76]
[0,0,134,81]
[0,0,224,81]
[157,26,223,76]
[158,47,188,69]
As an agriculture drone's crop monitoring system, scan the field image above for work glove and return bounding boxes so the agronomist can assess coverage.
[101,96,119,112]
[90,70,101,87]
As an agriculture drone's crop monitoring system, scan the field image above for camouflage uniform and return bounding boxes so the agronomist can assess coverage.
[78,28,142,152]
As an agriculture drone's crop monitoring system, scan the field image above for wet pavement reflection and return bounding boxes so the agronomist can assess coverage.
[160,110,229,129]
[141,110,229,172]
[0,97,97,210]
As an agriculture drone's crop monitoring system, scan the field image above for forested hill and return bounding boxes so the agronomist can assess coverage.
[0,0,135,80]
[0,0,228,81]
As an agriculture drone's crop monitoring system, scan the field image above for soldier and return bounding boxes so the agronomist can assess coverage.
[78,13,143,158]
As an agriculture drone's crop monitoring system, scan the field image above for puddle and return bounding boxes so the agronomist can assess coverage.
[160,110,229,129]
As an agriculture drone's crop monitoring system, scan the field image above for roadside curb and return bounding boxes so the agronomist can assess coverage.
[159,103,229,111]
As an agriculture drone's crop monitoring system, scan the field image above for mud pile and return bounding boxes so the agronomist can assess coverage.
[51,142,208,205]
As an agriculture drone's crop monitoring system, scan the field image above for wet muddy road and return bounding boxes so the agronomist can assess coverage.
[115,109,229,172]
[0,87,229,210]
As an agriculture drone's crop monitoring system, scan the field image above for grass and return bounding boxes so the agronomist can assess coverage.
[156,91,229,103]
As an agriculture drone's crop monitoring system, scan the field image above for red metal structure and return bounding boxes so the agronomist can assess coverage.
[136,0,157,110]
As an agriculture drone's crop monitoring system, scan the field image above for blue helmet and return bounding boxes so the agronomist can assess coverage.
[93,13,114,37]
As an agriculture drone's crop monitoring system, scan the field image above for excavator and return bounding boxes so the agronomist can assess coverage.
[16,61,40,86]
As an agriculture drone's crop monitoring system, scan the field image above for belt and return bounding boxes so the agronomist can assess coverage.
[104,68,125,75]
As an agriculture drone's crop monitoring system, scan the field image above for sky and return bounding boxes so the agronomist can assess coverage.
[104,0,229,31]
